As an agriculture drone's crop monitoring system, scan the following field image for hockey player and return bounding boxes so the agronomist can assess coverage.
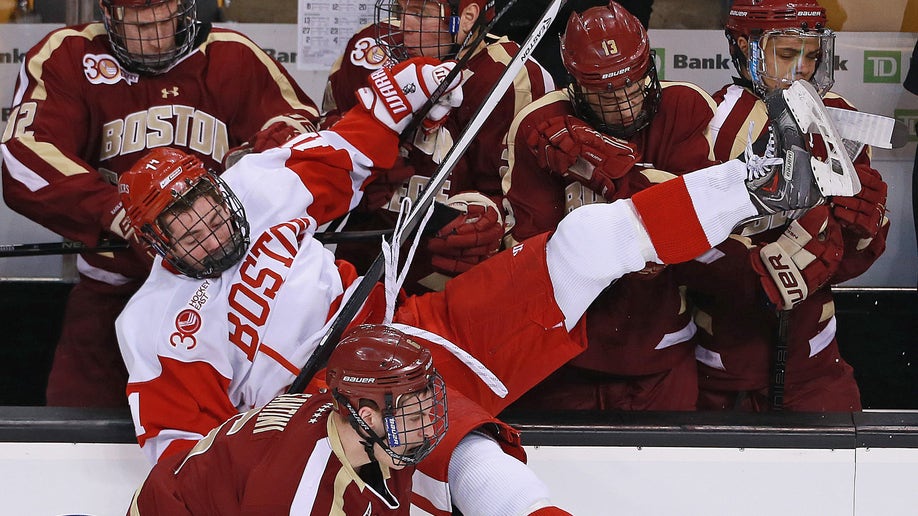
[503,2,718,411]
[129,324,452,514]
[0,0,319,407]
[324,0,555,293]
[115,55,814,513]
[680,0,890,411]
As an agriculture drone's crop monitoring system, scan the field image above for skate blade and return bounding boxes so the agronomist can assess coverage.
[782,80,860,197]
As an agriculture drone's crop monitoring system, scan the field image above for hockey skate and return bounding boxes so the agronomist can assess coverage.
[739,85,824,235]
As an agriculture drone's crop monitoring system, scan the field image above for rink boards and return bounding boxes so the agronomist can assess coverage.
[1,408,917,515]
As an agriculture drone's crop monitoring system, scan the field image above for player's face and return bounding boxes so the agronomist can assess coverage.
[161,193,236,275]
[378,391,437,470]
[397,0,453,59]
[757,34,822,92]
[117,0,180,57]
[581,79,646,128]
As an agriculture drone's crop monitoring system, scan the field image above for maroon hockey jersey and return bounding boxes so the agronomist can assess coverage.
[1,23,319,283]
[679,82,887,410]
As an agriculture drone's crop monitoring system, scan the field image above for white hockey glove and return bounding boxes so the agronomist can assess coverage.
[356,57,462,134]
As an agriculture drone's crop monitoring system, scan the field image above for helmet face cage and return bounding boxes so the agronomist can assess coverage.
[144,172,250,279]
[101,0,199,75]
[748,28,835,97]
[376,0,492,62]
[337,372,448,467]
[567,53,661,139]
[560,3,661,138]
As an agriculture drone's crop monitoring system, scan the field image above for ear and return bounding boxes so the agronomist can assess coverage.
[357,405,382,433]
[737,36,750,58]
[458,3,481,35]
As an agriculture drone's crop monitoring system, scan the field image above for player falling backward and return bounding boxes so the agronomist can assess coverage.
[115,57,842,512]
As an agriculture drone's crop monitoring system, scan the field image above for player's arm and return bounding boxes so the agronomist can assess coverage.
[830,159,889,282]
[501,94,571,244]
[209,30,320,144]
[1,32,127,245]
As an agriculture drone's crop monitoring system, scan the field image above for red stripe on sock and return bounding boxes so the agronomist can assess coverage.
[631,177,710,263]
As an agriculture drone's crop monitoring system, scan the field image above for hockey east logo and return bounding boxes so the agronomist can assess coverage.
[82,53,139,86]
[171,308,202,350]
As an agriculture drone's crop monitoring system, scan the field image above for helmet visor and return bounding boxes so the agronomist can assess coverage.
[750,28,835,96]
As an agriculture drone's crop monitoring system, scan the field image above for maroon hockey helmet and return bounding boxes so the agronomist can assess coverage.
[100,0,199,75]
[375,0,496,61]
[560,2,661,138]
[725,0,834,96]
[327,324,448,466]
[118,147,249,279]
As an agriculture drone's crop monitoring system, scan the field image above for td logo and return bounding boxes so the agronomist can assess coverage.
[864,50,902,83]
[653,48,665,80]
[894,109,918,142]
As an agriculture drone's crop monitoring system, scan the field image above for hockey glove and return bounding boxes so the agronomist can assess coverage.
[831,164,887,239]
[103,199,155,266]
[356,57,463,134]
[361,156,416,212]
[222,113,317,170]
[750,205,843,310]
[526,114,639,200]
[427,192,505,275]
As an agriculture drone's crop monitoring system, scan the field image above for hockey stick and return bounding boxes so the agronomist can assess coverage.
[769,310,790,410]
[0,229,399,258]
[286,0,568,395]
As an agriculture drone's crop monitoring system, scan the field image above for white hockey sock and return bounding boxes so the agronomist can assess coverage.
[447,432,552,516]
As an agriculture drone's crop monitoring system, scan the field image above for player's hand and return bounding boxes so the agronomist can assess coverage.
[750,205,843,310]
[427,192,505,275]
[356,57,462,134]
[361,156,416,212]
[526,114,639,200]
[222,113,317,170]
[104,200,155,266]
[831,164,887,239]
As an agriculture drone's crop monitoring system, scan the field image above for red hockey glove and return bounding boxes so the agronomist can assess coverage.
[750,205,843,310]
[427,192,505,275]
[831,164,887,239]
[356,57,462,134]
[526,114,639,200]
[361,156,416,212]
[222,113,317,170]
[104,200,155,266]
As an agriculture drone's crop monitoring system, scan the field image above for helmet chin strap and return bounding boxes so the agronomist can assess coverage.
[335,391,390,465]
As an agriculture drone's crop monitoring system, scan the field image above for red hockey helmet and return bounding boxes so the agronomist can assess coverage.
[327,324,448,466]
[118,147,249,279]
[100,0,199,75]
[725,0,834,96]
[560,2,661,138]
[375,0,496,61]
